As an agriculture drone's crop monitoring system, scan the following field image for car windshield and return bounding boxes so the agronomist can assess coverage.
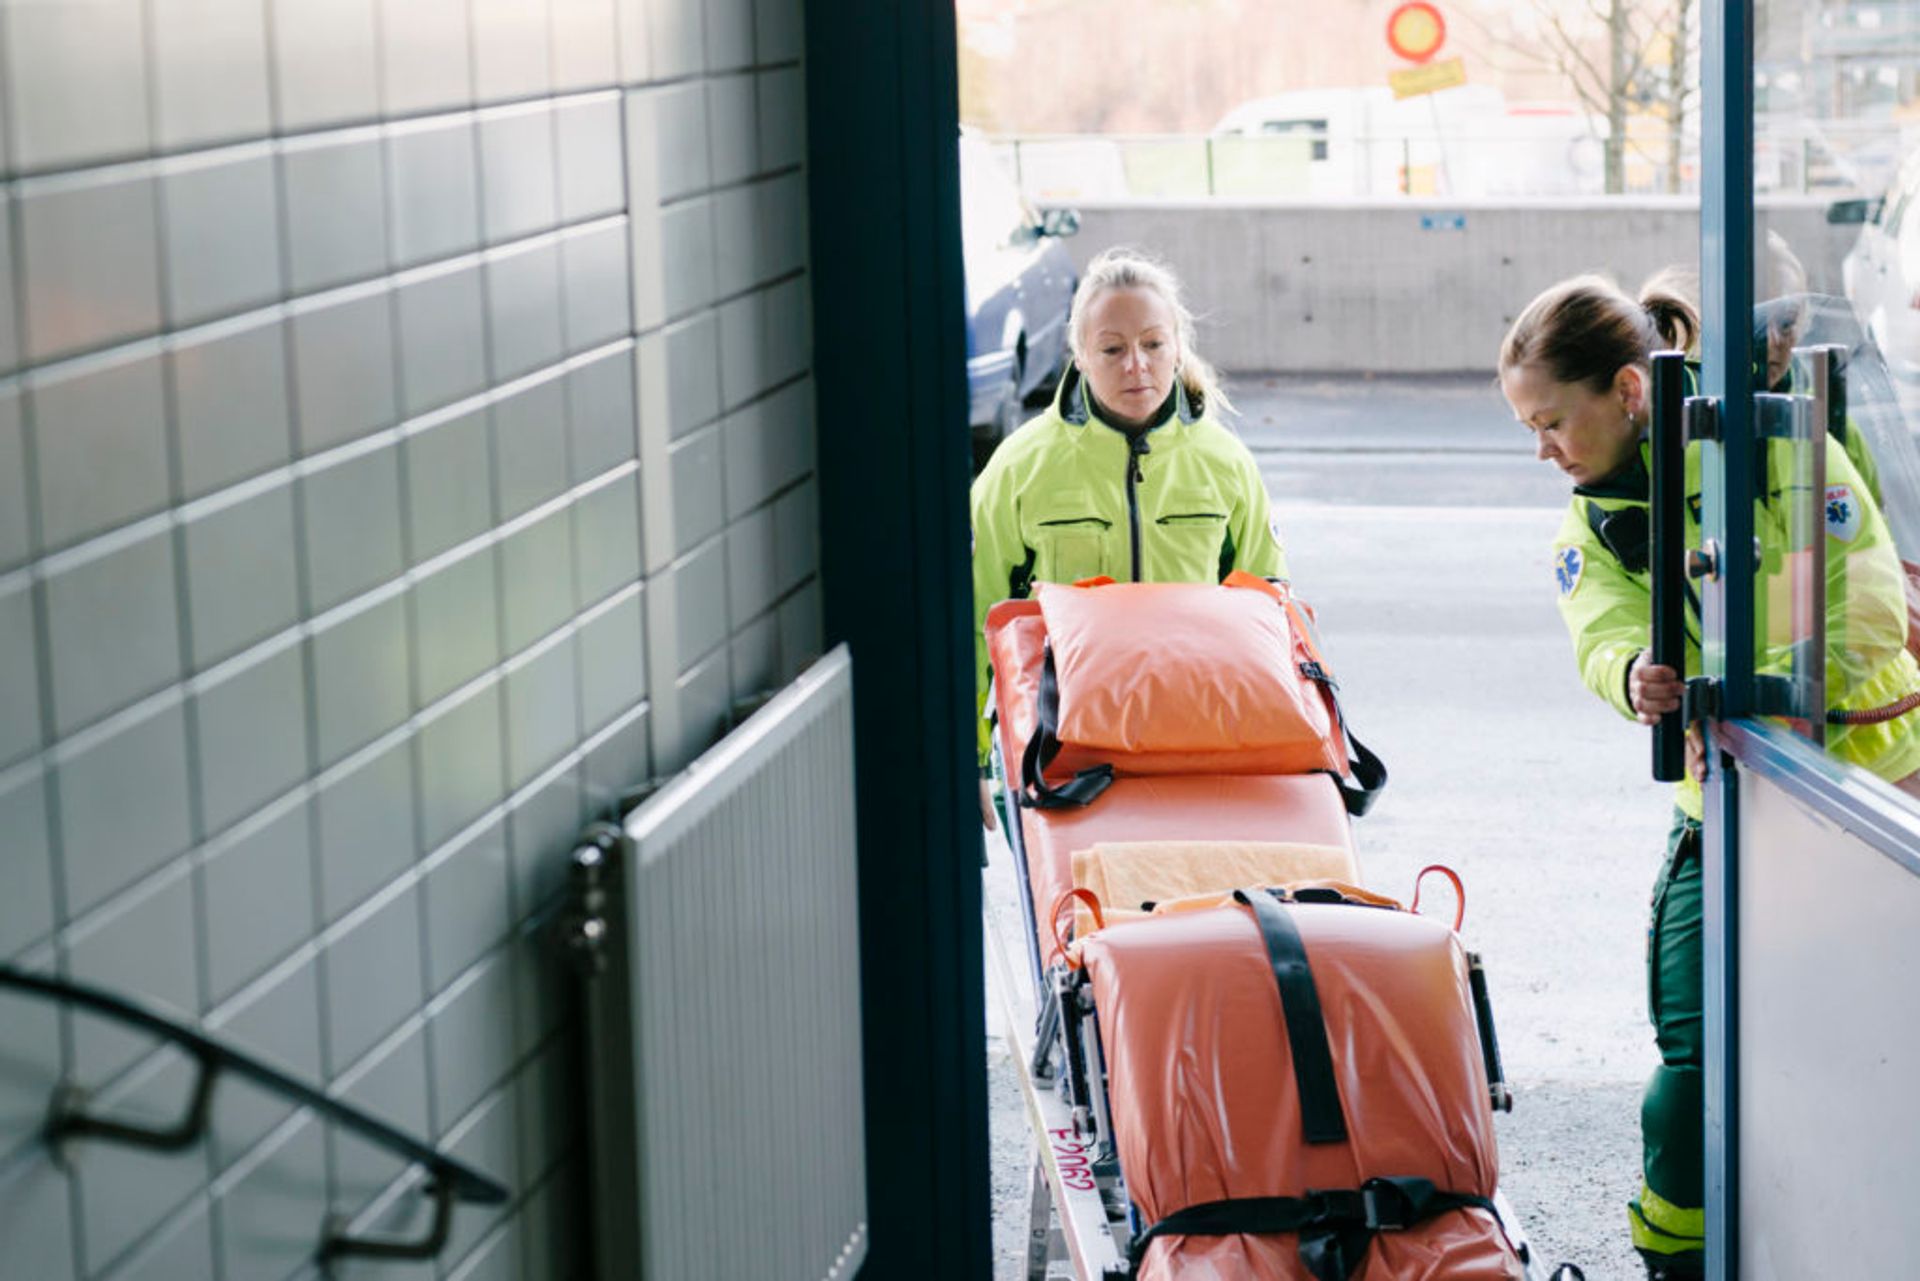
[961,139,1036,258]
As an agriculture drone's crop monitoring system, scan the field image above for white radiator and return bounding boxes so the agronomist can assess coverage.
[580,646,867,1280]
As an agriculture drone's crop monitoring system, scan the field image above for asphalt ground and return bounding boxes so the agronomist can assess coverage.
[983,374,1670,1280]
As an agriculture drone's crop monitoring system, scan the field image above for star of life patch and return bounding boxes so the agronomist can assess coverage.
[1825,484,1861,542]
[1554,545,1584,597]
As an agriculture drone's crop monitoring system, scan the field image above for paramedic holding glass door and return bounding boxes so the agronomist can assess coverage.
[969,248,1291,829]
[1497,273,1920,1281]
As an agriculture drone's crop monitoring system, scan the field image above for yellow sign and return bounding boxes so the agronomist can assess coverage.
[1389,57,1466,100]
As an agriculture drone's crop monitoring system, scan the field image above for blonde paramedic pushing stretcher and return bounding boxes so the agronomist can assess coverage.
[1500,273,1920,1281]
[969,249,1289,826]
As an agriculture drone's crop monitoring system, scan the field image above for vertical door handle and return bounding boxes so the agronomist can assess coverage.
[1650,350,1688,782]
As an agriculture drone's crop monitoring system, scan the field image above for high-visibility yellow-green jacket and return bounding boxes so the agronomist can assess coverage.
[970,368,1288,763]
[1553,434,1920,820]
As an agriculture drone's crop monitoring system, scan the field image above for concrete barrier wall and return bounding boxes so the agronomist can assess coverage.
[1046,199,1857,374]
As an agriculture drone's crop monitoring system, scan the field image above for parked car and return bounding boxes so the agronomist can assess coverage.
[962,130,1079,470]
[1836,148,1920,382]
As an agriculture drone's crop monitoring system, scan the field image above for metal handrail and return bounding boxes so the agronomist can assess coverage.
[0,961,509,1261]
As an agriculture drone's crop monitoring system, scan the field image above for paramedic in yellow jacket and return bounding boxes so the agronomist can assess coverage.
[970,249,1288,822]
[1499,273,1920,1281]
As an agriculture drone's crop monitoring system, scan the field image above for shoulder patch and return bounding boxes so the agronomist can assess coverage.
[1554,545,1585,597]
[1825,484,1862,542]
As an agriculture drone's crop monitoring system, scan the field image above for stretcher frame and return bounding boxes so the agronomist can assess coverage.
[983,720,1542,1280]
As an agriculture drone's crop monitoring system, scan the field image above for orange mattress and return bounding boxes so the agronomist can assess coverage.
[1017,774,1355,966]
[1079,901,1522,1280]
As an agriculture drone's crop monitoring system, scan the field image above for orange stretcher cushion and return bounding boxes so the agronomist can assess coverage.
[984,585,1345,785]
[1017,774,1355,967]
[1080,903,1522,1280]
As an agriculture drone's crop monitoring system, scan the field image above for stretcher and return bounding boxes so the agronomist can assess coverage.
[981,578,1538,1279]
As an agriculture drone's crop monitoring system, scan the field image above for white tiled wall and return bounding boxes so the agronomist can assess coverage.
[0,0,817,1277]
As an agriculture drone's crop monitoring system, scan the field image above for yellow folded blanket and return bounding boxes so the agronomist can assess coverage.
[1070,839,1361,938]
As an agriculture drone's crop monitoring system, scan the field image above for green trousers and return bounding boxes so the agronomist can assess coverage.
[1629,810,1706,1261]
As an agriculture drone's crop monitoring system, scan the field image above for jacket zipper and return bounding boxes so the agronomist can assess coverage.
[1126,433,1151,581]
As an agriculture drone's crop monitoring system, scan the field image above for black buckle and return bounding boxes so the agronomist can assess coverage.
[1359,1179,1418,1231]
[1298,660,1336,689]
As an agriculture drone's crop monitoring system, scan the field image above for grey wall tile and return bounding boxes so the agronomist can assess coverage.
[773,476,818,594]
[663,312,720,438]
[436,1091,516,1260]
[378,0,474,116]
[725,504,777,625]
[422,817,510,992]
[477,104,559,244]
[314,733,415,923]
[471,0,554,104]
[725,381,809,518]
[669,425,724,552]
[282,130,390,294]
[0,391,24,571]
[395,262,488,418]
[181,474,301,670]
[730,608,777,702]
[200,796,314,1005]
[659,198,717,320]
[17,166,160,363]
[427,954,517,1131]
[672,645,729,759]
[716,292,763,410]
[498,505,574,655]
[757,67,805,171]
[310,585,411,768]
[210,1112,327,1281]
[2,1,150,172]
[706,74,757,186]
[0,577,39,769]
[503,632,576,788]
[193,636,308,837]
[754,0,802,63]
[647,0,705,80]
[674,535,728,665]
[323,881,424,1071]
[269,0,380,131]
[566,345,637,483]
[412,545,500,707]
[560,220,632,352]
[289,285,399,455]
[711,182,762,296]
[577,587,645,734]
[0,956,63,1157]
[555,96,626,223]
[704,0,755,71]
[448,1218,518,1281]
[205,953,322,1170]
[572,468,641,608]
[387,118,482,269]
[416,678,505,851]
[301,435,405,614]
[550,0,620,91]
[484,241,564,382]
[0,764,54,957]
[67,863,198,1082]
[29,345,168,551]
[613,0,651,86]
[652,84,709,203]
[104,1193,214,1281]
[760,172,808,278]
[493,374,569,520]
[330,1019,429,1213]
[150,0,273,151]
[403,405,493,563]
[582,701,648,815]
[71,1054,210,1272]
[44,524,182,737]
[53,691,193,918]
[170,313,294,501]
[0,200,17,378]
[159,145,282,327]
[763,276,810,384]
[505,768,578,935]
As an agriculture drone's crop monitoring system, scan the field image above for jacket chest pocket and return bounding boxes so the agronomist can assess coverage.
[1028,500,1111,584]
[1151,510,1229,581]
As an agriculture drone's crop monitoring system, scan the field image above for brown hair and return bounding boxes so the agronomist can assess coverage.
[1498,271,1700,393]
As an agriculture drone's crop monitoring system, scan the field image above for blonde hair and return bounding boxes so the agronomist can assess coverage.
[1499,271,1700,393]
[1068,248,1233,417]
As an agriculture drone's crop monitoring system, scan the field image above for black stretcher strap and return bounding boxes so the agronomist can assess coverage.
[1235,889,1347,1145]
[1297,660,1387,817]
[1128,1176,1501,1281]
[1018,643,1113,809]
